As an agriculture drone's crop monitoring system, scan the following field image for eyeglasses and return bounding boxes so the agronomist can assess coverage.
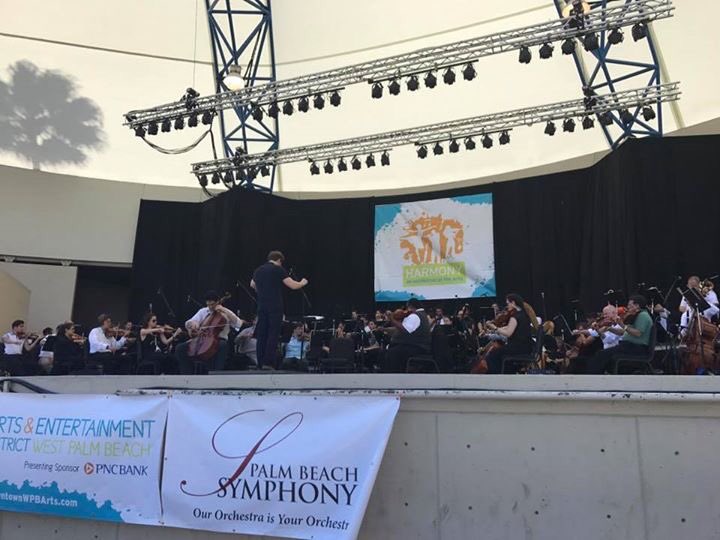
[150,319,157,322]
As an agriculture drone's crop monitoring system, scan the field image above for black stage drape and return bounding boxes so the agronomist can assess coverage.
[130,135,720,324]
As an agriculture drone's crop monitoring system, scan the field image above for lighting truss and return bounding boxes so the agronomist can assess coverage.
[191,82,680,182]
[125,0,673,130]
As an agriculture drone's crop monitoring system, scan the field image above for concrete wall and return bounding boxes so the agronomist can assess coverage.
[0,269,29,331]
[1,375,719,540]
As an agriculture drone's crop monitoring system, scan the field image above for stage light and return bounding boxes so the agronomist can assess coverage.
[389,79,401,95]
[407,75,420,91]
[433,142,444,156]
[608,28,624,45]
[499,131,510,145]
[251,105,264,122]
[620,109,634,124]
[134,125,146,137]
[371,82,383,99]
[247,167,257,181]
[298,96,309,113]
[161,118,171,133]
[330,91,341,107]
[282,100,294,115]
[583,33,599,52]
[462,63,477,81]
[519,46,532,64]
[260,165,270,177]
[147,121,158,135]
[563,118,576,132]
[632,22,648,41]
[338,158,348,172]
[381,151,390,166]
[561,38,576,55]
[188,112,198,127]
[582,116,595,130]
[174,117,184,130]
[424,72,437,89]
[198,174,208,187]
[324,161,333,174]
[417,145,428,159]
[443,68,456,85]
[464,137,476,150]
[211,172,221,184]
[224,170,234,184]
[544,121,557,136]
[482,134,493,149]
[313,94,325,109]
[201,111,214,125]
[351,156,361,170]
[366,154,376,167]
[310,162,320,175]
[449,139,460,153]
[268,102,280,118]
[224,64,244,91]
[599,112,614,126]
[642,106,656,121]
[539,43,554,59]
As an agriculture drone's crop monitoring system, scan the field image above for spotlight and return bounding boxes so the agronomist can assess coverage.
[433,142,444,156]
[620,109,634,125]
[324,161,333,174]
[464,137,476,150]
[338,158,348,172]
[407,75,420,91]
[366,154,376,168]
[381,151,390,166]
[462,63,476,81]
[330,91,341,107]
[389,79,401,95]
[449,139,460,153]
[147,121,158,135]
[224,170,234,184]
[161,118,171,133]
[198,174,208,187]
[608,28,624,45]
[371,82,383,99]
[632,22,647,41]
[499,131,510,145]
[642,106,656,121]
[282,100,294,115]
[211,172,221,184]
[539,43,554,59]
[561,38,576,55]
[268,102,280,118]
[201,110,214,125]
[251,105,264,122]
[223,64,244,91]
[313,94,325,109]
[134,125,146,137]
[544,121,557,136]
[188,112,198,127]
[599,112,614,126]
[298,96,309,113]
[518,45,532,64]
[310,162,320,175]
[582,116,595,130]
[247,167,257,181]
[174,117,184,130]
[424,72,437,89]
[351,156,361,170]
[443,68,456,85]
[417,145,428,159]
[260,165,270,177]
[482,134,493,149]
[583,33,599,52]
[563,118,576,133]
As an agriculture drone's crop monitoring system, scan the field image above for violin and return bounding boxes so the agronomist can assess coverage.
[622,305,640,326]
[391,308,410,321]
[104,326,129,338]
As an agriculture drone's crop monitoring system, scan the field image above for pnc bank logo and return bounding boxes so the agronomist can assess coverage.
[83,462,148,476]
[400,213,464,265]
[84,463,94,475]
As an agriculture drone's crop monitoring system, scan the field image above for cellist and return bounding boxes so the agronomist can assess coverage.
[176,290,243,374]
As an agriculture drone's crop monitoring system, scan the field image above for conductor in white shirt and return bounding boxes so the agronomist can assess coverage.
[88,314,127,374]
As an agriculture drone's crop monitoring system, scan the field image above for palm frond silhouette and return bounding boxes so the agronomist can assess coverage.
[0,60,104,169]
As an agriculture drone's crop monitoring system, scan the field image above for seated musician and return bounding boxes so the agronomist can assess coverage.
[52,322,85,375]
[679,276,719,335]
[139,313,182,374]
[432,308,452,330]
[176,290,242,374]
[88,314,127,374]
[483,294,533,374]
[587,304,624,350]
[2,319,42,376]
[382,298,431,373]
[586,295,653,374]
[360,320,382,372]
[282,324,310,371]
[235,315,258,367]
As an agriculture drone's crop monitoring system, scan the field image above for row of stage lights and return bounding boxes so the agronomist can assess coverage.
[133,110,214,138]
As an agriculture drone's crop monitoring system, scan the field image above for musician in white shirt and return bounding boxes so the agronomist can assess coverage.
[87,314,128,374]
[1,319,42,375]
[679,276,719,333]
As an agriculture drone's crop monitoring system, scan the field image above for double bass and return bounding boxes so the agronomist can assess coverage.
[187,292,232,362]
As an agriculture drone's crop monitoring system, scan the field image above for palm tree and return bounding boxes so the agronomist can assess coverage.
[0,60,104,170]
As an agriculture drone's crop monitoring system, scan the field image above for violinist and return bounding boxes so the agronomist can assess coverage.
[382,298,431,373]
[587,295,653,374]
[88,314,128,374]
[138,313,181,374]
[1,319,42,375]
[483,294,533,374]
[176,290,242,374]
[52,321,85,375]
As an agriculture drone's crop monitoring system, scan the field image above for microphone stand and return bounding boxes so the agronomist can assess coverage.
[236,279,257,305]
[157,287,177,322]
[290,268,312,362]
[187,295,202,308]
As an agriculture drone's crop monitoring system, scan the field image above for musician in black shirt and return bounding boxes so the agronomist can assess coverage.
[251,251,308,368]
[484,294,534,374]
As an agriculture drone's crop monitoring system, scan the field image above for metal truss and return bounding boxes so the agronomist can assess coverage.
[125,0,673,131]
[191,82,680,185]
[554,0,668,148]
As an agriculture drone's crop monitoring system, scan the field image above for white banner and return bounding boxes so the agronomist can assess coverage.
[161,394,400,539]
[374,193,495,301]
[0,394,166,524]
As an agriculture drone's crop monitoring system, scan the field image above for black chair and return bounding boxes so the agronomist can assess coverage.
[501,327,544,374]
[321,338,355,373]
[135,339,159,375]
[612,323,658,374]
[407,327,449,373]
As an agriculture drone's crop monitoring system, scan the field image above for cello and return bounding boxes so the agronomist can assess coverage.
[187,292,232,362]
[470,307,515,374]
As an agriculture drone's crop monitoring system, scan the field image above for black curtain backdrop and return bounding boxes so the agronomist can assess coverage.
[130,136,720,324]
